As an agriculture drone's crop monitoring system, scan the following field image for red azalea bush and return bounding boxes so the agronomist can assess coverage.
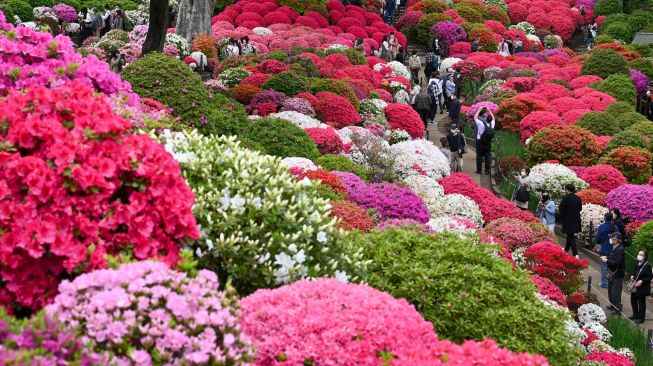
[561,109,591,124]
[259,59,290,74]
[550,97,587,115]
[254,101,279,116]
[305,127,345,154]
[577,188,607,205]
[530,275,567,307]
[315,92,361,128]
[384,103,425,139]
[296,168,348,197]
[520,111,566,142]
[0,82,199,312]
[329,200,375,231]
[240,73,272,87]
[502,77,540,92]
[601,146,653,183]
[496,96,549,133]
[498,155,527,178]
[229,83,262,105]
[524,242,589,294]
[582,329,600,346]
[585,352,634,366]
[570,75,603,89]
[482,218,538,252]
[532,83,572,100]
[566,291,591,313]
[526,125,602,166]
[579,165,628,193]
[450,41,471,54]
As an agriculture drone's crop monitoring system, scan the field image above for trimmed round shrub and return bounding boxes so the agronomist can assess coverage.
[316,154,369,181]
[201,93,249,137]
[261,70,309,97]
[0,82,198,312]
[352,229,582,366]
[483,217,543,251]
[309,78,359,108]
[160,132,363,294]
[243,117,320,161]
[606,184,653,222]
[315,91,361,128]
[629,57,653,79]
[2,0,33,24]
[218,67,252,88]
[578,164,628,193]
[498,155,527,178]
[416,12,452,44]
[47,261,254,364]
[496,96,549,133]
[526,125,602,166]
[384,103,425,139]
[240,278,440,364]
[594,0,622,16]
[347,182,431,224]
[601,146,652,183]
[305,126,345,155]
[581,49,629,79]
[605,129,648,151]
[590,74,637,106]
[605,101,635,115]
[524,242,589,294]
[604,21,635,42]
[633,220,653,257]
[576,111,621,136]
[122,53,210,126]
[329,200,375,231]
[628,121,653,141]
[578,188,607,205]
[520,111,565,142]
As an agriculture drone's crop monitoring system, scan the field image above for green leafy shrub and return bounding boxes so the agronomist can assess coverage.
[266,49,289,62]
[627,44,653,58]
[576,111,622,136]
[605,101,635,115]
[27,0,52,7]
[200,93,249,137]
[159,132,364,295]
[351,229,583,366]
[593,34,615,45]
[452,4,485,22]
[122,53,210,127]
[605,129,648,151]
[1,0,33,23]
[627,121,653,141]
[629,57,653,79]
[633,221,653,257]
[243,117,319,161]
[96,29,130,54]
[316,154,369,181]
[79,0,137,10]
[581,49,629,79]
[262,71,309,97]
[309,78,359,109]
[217,67,251,88]
[603,21,635,42]
[594,0,623,15]
[590,74,637,106]
[278,0,327,14]
[627,10,653,33]
[416,12,452,45]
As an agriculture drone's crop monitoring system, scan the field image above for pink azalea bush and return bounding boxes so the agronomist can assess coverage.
[52,3,77,23]
[605,184,653,222]
[429,339,550,366]
[579,165,627,193]
[384,103,425,139]
[585,352,634,366]
[482,218,537,251]
[0,82,198,312]
[47,261,254,365]
[530,275,567,307]
[305,127,345,154]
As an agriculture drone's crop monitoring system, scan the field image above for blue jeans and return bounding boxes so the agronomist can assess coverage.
[385,4,395,22]
[600,261,608,287]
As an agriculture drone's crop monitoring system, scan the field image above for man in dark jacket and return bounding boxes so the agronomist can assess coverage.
[602,232,625,313]
[448,94,461,125]
[630,249,652,323]
[559,184,582,257]
[413,86,432,130]
[446,124,465,172]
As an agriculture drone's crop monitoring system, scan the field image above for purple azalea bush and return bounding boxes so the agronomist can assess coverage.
[334,171,367,195]
[53,3,77,23]
[542,49,570,58]
[467,101,499,118]
[349,182,430,223]
[605,184,653,222]
[574,0,596,9]
[630,69,649,95]
[431,21,467,47]
[515,52,547,62]
[282,97,316,116]
[250,89,286,107]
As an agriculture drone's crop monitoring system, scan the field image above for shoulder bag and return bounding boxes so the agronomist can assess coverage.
[627,263,649,293]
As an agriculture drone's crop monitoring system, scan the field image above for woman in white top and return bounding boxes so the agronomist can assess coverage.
[226,38,240,58]
[394,87,411,105]
[381,36,392,62]
[497,38,511,57]
[410,84,421,105]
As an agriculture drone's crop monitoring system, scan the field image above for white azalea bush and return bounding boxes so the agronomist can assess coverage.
[564,318,588,348]
[403,175,444,208]
[388,129,410,144]
[582,322,612,343]
[578,303,607,325]
[524,163,588,202]
[253,27,273,36]
[427,217,478,234]
[391,139,451,180]
[165,32,190,55]
[159,131,365,294]
[338,126,373,144]
[439,57,462,73]
[374,61,410,79]
[580,204,608,239]
[217,67,252,88]
[428,194,483,225]
[281,157,318,171]
[512,247,527,268]
[269,111,322,129]
[510,21,536,35]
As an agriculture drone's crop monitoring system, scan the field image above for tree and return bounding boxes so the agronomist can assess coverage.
[142,0,169,55]
[176,0,216,43]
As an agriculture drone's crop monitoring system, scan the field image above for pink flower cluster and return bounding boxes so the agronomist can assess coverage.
[585,352,634,366]
[579,165,627,193]
[305,127,345,154]
[52,3,77,23]
[0,82,198,311]
[508,0,583,41]
[530,275,567,307]
[47,261,254,365]
[605,184,653,222]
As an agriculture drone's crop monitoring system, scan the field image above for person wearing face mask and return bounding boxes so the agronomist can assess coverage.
[629,250,652,323]
[602,232,625,314]
[560,184,582,257]
[536,190,556,232]
[446,124,465,172]
[595,212,615,288]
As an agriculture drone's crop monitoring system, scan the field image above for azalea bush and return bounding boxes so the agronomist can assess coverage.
[495,96,549,133]
[262,70,309,97]
[315,91,361,128]
[579,165,628,193]
[316,154,369,181]
[347,182,431,224]
[633,220,653,256]
[390,139,450,180]
[483,218,539,251]
[605,129,648,152]
[0,83,198,312]
[576,111,621,136]
[590,74,637,106]
[531,275,567,308]
[578,188,607,205]
[305,127,345,155]
[353,228,582,366]
[384,103,425,139]
[606,184,653,222]
[524,242,589,294]
[520,111,565,142]
[526,126,602,166]
[601,146,652,183]
[329,200,375,232]
[159,131,364,294]
[243,117,320,161]
[47,261,254,365]
[202,93,250,137]
[581,49,629,79]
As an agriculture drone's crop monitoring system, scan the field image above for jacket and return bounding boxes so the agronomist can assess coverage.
[536,200,556,225]
[559,193,582,234]
[607,244,625,279]
[446,133,465,152]
[414,92,432,111]
[632,261,653,297]
[444,80,456,97]
[595,222,614,256]
[448,99,461,120]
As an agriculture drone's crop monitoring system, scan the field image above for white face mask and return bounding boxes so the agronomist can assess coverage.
[638,255,645,262]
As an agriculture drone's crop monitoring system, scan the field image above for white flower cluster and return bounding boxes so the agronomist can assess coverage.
[478,79,505,95]
[348,133,395,169]
[165,32,190,56]
[190,51,208,70]
[511,247,526,268]
[427,217,478,235]
[391,139,451,180]
[33,6,57,20]
[510,21,536,35]
[564,318,588,348]
[64,22,80,34]
[325,43,350,50]
[429,194,483,226]
[582,322,612,343]
[403,175,444,208]
[126,10,149,25]
[337,126,373,145]
[578,303,607,325]
[373,61,410,79]
[157,131,365,291]
[439,57,462,73]
[580,204,608,239]
[388,129,410,145]
[524,163,588,202]
[526,34,541,44]
[252,27,273,36]
[280,157,318,171]
[270,111,323,129]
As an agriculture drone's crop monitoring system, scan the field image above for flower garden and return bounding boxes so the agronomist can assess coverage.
[1,0,653,363]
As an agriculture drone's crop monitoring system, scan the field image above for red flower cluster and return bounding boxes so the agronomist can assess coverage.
[241,73,272,87]
[530,275,567,307]
[526,125,602,166]
[566,291,591,313]
[329,200,375,231]
[577,188,607,205]
[582,329,600,346]
[579,165,628,193]
[569,75,603,89]
[258,59,290,74]
[496,96,549,133]
[315,92,361,128]
[305,127,345,154]
[482,218,539,252]
[524,242,589,294]
[229,83,262,105]
[602,147,653,184]
[296,168,348,197]
[254,101,279,116]
[384,103,425,139]
[0,82,199,311]
[502,77,540,93]
[585,352,634,366]
[519,111,566,142]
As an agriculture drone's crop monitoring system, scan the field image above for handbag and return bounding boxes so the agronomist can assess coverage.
[606,269,616,280]
[627,263,649,293]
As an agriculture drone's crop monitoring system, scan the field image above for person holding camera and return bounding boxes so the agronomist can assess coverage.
[474,107,495,175]
[536,190,556,232]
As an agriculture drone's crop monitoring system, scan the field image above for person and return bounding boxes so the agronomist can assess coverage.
[408,50,421,84]
[536,190,556,232]
[109,50,126,73]
[432,38,442,68]
[388,32,399,60]
[79,8,93,42]
[612,208,627,243]
[531,42,539,52]
[471,37,480,52]
[629,249,652,324]
[381,36,391,62]
[384,0,395,23]
[240,36,254,54]
[354,38,366,56]
[426,72,442,121]
[394,86,411,105]
[410,82,421,105]
[111,8,127,31]
[511,168,530,210]
[424,49,436,79]
[514,36,523,53]
[90,8,104,37]
[413,85,432,129]
[395,45,405,63]
[498,37,510,56]
[596,212,615,288]
[443,75,456,112]
[474,107,495,174]
[560,184,582,257]
[448,94,461,125]
[101,5,111,35]
[446,124,465,172]
[439,137,452,166]
[453,69,464,98]
[586,21,597,50]
[602,232,625,314]
[226,38,240,58]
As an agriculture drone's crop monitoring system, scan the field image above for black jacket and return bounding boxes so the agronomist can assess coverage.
[632,261,653,296]
[559,193,582,234]
[607,244,625,279]
[414,92,432,111]
[448,99,461,120]
[447,133,465,153]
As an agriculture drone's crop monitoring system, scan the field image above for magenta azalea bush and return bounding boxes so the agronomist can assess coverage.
[52,3,77,23]
[47,261,254,365]
[431,21,467,47]
[467,101,499,119]
[605,184,653,222]
[630,69,649,95]
[240,278,440,365]
[350,182,431,224]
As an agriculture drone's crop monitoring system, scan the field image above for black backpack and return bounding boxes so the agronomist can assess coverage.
[427,80,439,95]
[515,186,529,202]
[480,122,495,142]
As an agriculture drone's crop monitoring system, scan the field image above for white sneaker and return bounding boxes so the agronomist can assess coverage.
[575,255,580,259]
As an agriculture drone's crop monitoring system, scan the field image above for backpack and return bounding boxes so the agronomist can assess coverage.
[409,56,420,70]
[427,80,439,95]
[480,122,495,142]
[515,186,529,203]
[623,229,632,247]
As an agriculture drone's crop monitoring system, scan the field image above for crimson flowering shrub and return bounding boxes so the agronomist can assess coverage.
[532,83,572,100]
[384,103,425,139]
[526,125,602,166]
[315,91,361,128]
[601,146,652,183]
[0,82,199,312]
[240,278,440,365]
[502,77,540,92]
[524,242,589,294]
[578,164,627,193]
[562,109,591,124]
[582,329,600,346]
[495,96,549,133]
[295,168,348,197]
[585,352,634,366]
[259,59,290,74]
[240,73,272,87]
[329,200,375,231]
[305,127,345,154]
[605,184,653,222]
[570,75,604,89]
[229,83,261,104]
[530,275,567,307]
[566,291,596,313]
[520,111,566,142]
[577,188,607,205]
[482,218,538,251]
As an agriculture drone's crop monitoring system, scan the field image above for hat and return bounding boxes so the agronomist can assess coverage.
[610,232,622,240]
[450,124,458,130]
